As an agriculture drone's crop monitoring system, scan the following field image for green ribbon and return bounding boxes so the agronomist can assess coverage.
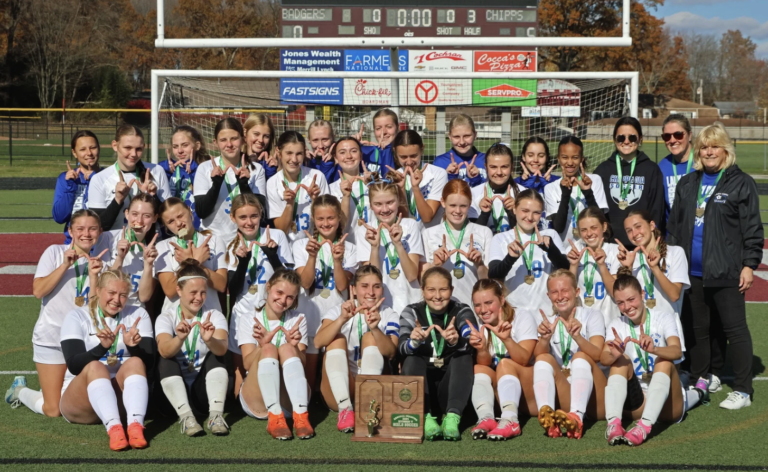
[582,250,597,298]
[638,252,655,302]
[490,330,506,360]
[569,178,582,233]
[73,257,88,299]
[351,179,366,222]
[98,306,121,359]
[380,229,399,270]
[282,168,302,228]
[486,183,506,233]
[177,306,201,369]
[261,308,284,348]
[515,226,535,275]
[173,162,192,201]
[405,173,417,218]
[558,319,574,368]
[317,236,334,289]
[672,150,694,182]
[629,309,652,374]
[615,154,637,203]
[126,228,143,254]
[443,220,467,265]
[246,230,261,286]
[219,157,242,202]
[696,168,725,211]
[425,306,446,358]
[176,231,198,250]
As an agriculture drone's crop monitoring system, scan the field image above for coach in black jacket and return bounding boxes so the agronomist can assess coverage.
[667,125,762,409]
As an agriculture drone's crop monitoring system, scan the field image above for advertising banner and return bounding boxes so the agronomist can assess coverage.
[406,50,472,74]
[344,78,394,106]
[473,51,537,72]
[399,79,471,106]
[472,79,538,107]
[280,49,344,71]
[344,50,392,71]
[280,79,343,105]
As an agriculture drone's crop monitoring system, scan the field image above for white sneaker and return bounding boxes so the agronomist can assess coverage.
[719,391,751,410]
[708,374,723,393]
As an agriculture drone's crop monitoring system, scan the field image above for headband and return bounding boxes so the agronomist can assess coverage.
[178,275,207,283]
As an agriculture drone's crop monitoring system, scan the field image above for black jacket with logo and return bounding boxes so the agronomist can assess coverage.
[594,151,666,248]
[667,165,763,287]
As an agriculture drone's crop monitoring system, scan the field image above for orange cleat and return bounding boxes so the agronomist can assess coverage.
[293,411,315,439]
[538,405,561,438]
[127,422,148,449]
[555,410,584,439]
[107,424,129,451]
[267,412,293,440]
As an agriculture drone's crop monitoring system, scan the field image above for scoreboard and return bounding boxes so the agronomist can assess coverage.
[280,0,538,39]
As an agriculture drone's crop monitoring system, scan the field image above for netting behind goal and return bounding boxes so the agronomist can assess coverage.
[157,75,631,172]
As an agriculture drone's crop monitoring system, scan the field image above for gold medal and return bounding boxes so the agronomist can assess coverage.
[291,222,297,233]
[642,372,652,382]
[433,358,444,368]
[188,363,196,373]
[524,274,535,285]
[357,358,362,368]
[561,367,571,378]
[248,284,258,295]
[358,219,364,226]
[107,355,118,366]
[572,228,580,239]
[618,200,628,210]
[75,296,85,307]
[389,269,400,280]
[584,296,595,307]
[696,208,705,218]
[453,267,464,279]
[646,298,656,309]
[320,288,331,299]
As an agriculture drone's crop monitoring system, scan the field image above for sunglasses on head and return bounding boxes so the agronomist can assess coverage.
[616,134,639,144]
[662,131,686,142]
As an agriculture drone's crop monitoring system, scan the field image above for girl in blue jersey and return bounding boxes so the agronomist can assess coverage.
[433,114,487,186]
[514,137,558,194]
[356,109,397,175]
[160,125,210,230]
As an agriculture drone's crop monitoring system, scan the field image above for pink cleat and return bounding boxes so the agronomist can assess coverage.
[472,416,498,440]
[337,407,355,433]
[623,421,651,446]
[605,418,625,446]
[487,418,521,441]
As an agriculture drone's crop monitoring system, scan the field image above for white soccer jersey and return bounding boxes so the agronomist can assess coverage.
[608,309,679,390]
[32,235,114,347]
[488,228,565,316]
[237,308,308,349]
[330,178,377,245]
[155,306,228,385]
[422,222,492,306]
[193,158,267,245]
[543,174,609,243]
[540,307,606,368]
[154,231,227,312]
[322,305,400,375]
[398,165,448,229]
[107,229,152,309]
[87,163,171,230]
[468,181,527,233]
[266,167,329,243]
[482,308,539,368]
[354,218,425,315]
[228,229,293,310]
[565,240,622,327]
[60,305,153,391]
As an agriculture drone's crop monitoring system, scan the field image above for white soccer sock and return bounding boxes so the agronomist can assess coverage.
[497,375,522,421]
[282,357,309,414]
[569,358,593,421]
[205,367,229,416]
[257,358,282,415]
[87,378,121,431]
[533,361,556,411]
[18,388,44,415]
[471,373,495,420]
[641,372,670,426]
[360,346,385,375]
[605,375,628,422]
[325,349,352,411]
[122,375,148,426]
[686,388,701,409]
[160,376,193,419]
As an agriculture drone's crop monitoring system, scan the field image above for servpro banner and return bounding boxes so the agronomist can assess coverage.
[471,79,538,107]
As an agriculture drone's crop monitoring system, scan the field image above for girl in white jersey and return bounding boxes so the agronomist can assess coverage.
[87,124,170,231]
[423,179,492,304]
[58,270,155,451]
[470,143,526,235]
[602,273,706,447]
[488,189,570,316]
[108,193,159,309]
[294,194,358,390]
[331,136,375,243]
[385,129,448,228]
[193,117,267,244]
[315,265,399,433]
[267,131,329,242]
[545,136,609,243]
[7,210,111,418]
[156,260,230,437]
[616,210,690,351]
[533,270,606,440]
[226,194,292,396]
[155,198,228,312]
[468,279,538,441]
[566,206,621,326]
[356,178,425,315]
[238,269,314,440]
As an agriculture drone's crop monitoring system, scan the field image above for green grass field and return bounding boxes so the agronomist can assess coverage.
[0,296,767,471]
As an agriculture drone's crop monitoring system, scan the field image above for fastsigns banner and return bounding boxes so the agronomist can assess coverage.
[399,79,472,106]
[473,51,537,73]
[343,78,394,106]
[280,79,343,105]
[472,79,537,107]
[407,50,472,74]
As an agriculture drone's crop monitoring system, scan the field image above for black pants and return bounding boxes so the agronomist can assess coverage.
[685,276,753,396]
[682,290,727,377]
[402,353,473,417]
[157,353,227,415]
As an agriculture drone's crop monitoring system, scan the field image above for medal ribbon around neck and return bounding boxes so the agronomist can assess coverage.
[486,183,507,233]
[176,231,199,250]
[672,150,694,182]
[351,178,367,221]
[246,229,262,286]
[425,306,446,358]
[404,173,418,218]
[74,256,89,300]
[615,154,637,203]
[317,236,335,289]
[638,252,655,302]
[219,157,242,202]
[582,249,597,298]
[629,309,652,374]
[569,178,583,233]
[126,228,144,254]
[444,220,467,266]
[261,308,285,347]
[490,329,506,360]
[98,306,122,359]
[558,319,574,369]
[696,168,725,212]
[177,306,202,368]
[380,228,399,270]
[283,168,302,228]
[515,226,535,275]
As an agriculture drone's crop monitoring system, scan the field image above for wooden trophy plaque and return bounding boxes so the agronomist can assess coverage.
[351,375,424,443]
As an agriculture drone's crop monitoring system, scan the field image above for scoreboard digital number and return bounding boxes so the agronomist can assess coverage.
[280,0,538,38]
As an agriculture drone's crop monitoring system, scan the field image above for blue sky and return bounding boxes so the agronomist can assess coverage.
[654,0,768,58]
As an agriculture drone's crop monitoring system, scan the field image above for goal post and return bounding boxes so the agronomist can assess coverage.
[150,70,639,171]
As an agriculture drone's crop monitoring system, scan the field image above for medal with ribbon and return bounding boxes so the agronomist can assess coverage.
[696,168,724,218]
[615,154,637,210]
[261,308,285,347]
[444,220,467,279]
[630,309,653,381]
[98,306,121,366]
[283,169,302,232]
[638,252,656,308]
[177,306,202,372]
[569,179,582,239]
[405,173,418,220]
[246,229,261,294]
[582,249,597,307]
[672,150,694,182]
[558,320,574,377]
[317,236,334,299]
[487,183,506,233]
[219,157,241,202]
[380,228,400,280]
[425,306,447,368]
[74,256,88,307]
[515,226,536,284]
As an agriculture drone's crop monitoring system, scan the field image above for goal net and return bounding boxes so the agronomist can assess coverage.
[156,72,636,172]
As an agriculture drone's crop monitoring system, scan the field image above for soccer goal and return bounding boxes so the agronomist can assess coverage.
[151,70,638,171]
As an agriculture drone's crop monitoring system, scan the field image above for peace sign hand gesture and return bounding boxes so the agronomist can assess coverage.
[255,226,278,250]
[575,163,592,190]
[607,327,630,357]
[96,323,117,349]
[175,318,192,340]
[629,324,656,354]
[192,312,216,343]
[616,239,639,269]
[467,322,486,350]
[283,316,304,347]
[446,153,462,175]
[332,234,348,262]
[363,222,383,247]
[365,299,385,330]
[235,234,253,260]
[466,155,480,179]
[410,319,434,344]
[520,161,531,181]
[433,316,458,346]
[537,309,559,342]
[543,164,557,182]
[65,161,81,181]
[487,320,512,342]
[137,170,158,196]
[252,317,282,345]
[120,318,142,347]
[191,235,212,264]
[567,244,586,267]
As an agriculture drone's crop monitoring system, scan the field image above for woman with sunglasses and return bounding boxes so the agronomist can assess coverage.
[658,114,694,216]
[593,118,666,249]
